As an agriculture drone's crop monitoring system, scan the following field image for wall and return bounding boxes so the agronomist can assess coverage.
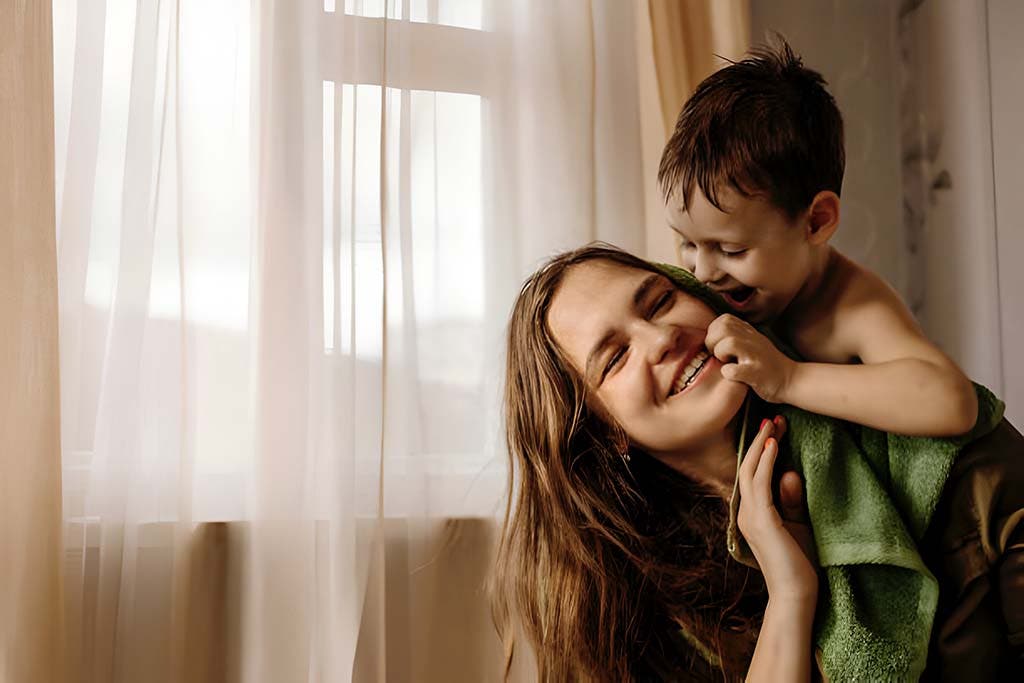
[899,0,1004,399]
[752,0,1021,424]
[987,0,1024,425]
[750,0,907,297]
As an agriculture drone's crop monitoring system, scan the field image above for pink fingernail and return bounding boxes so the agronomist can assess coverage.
[760,418,771,431]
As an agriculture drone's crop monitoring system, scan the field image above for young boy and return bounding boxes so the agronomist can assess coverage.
[659,39,1024,681]
[657,40,978,438]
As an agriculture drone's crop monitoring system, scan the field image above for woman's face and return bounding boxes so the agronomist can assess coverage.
[547,259,747,456]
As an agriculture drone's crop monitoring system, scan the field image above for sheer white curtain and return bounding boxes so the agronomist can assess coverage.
[54,0,649,680]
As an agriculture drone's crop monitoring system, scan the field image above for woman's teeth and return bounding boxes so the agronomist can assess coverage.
[670,350,710,396]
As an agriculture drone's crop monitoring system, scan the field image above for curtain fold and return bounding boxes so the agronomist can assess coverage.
[648,0,751,136]
[1,2,65,681]
[47,1,748,680]
[637,0,751,264]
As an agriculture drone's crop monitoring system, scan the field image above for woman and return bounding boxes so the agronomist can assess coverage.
[493,245,819,681]
[492,244,1023,682]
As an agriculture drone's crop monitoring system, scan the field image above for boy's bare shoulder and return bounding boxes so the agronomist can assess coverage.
[787,250,909,363]
[831,251,909,310]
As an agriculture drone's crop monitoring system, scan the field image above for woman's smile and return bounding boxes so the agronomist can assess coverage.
[667,350,717,399]
[547,259,748,455]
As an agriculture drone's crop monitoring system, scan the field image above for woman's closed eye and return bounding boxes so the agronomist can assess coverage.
[650,290,674,316]
[601,290,674,381]
[603,346,627,379]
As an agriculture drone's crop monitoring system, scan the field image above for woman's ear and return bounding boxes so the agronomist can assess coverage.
[805,191,840,245]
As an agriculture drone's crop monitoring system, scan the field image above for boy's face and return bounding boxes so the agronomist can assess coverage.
[665,185,815,324]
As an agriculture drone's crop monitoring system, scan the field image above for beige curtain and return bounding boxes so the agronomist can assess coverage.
[635,0,751,264]
[50,2,646,681]
[649,0,751,135]
[0,1,64,681]
[0,2,754,680]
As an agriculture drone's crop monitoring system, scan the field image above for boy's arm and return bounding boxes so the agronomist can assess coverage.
[705,274,978,437]
[784,272,977,436]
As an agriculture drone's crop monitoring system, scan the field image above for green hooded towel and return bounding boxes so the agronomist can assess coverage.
[655,262,1004,682]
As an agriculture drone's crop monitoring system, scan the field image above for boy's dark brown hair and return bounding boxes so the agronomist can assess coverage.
[658,37,845,220]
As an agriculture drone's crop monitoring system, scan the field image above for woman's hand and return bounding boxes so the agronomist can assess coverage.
[737,415,818,601]
[741,416,820,682]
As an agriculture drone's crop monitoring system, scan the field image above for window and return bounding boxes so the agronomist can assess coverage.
[319,2,500,518]
[56,0,504,524]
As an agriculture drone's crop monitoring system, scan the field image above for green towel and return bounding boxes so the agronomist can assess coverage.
[654,263,1005,682]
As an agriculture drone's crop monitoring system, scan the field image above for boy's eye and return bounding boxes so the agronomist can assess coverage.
[720,246,747,256]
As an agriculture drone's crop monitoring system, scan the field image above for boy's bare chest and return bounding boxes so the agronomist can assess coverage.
[773,251,862,365]
[776,295,858,365]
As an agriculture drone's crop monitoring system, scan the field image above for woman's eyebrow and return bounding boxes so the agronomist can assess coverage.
[632,273,662,306]
[583,273,663,383]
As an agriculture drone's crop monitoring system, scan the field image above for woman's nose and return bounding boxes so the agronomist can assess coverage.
[641,322,678,365]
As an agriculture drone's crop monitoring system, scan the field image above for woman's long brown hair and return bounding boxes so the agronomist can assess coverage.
[492,244,766,681]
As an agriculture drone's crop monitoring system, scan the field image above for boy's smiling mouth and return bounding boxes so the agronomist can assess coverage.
[717,285,756,309]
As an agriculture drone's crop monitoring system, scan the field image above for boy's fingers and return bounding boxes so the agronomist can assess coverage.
[704,316,724,348]
[709,336,741,365]
[721,361,754,384]
[704,314,738,353]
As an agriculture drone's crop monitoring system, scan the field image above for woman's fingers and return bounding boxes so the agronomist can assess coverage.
[777,470,805,524]
[740,415,784,484]
[739,418,774,494]
[777,470,818,566]
[737,417,820,599]
[772,414,787,441]
[752,436,779,497]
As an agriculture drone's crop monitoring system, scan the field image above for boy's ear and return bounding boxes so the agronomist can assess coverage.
[805,191,840,245]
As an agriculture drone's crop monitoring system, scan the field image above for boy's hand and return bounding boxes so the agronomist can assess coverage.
[705,314,796,403]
